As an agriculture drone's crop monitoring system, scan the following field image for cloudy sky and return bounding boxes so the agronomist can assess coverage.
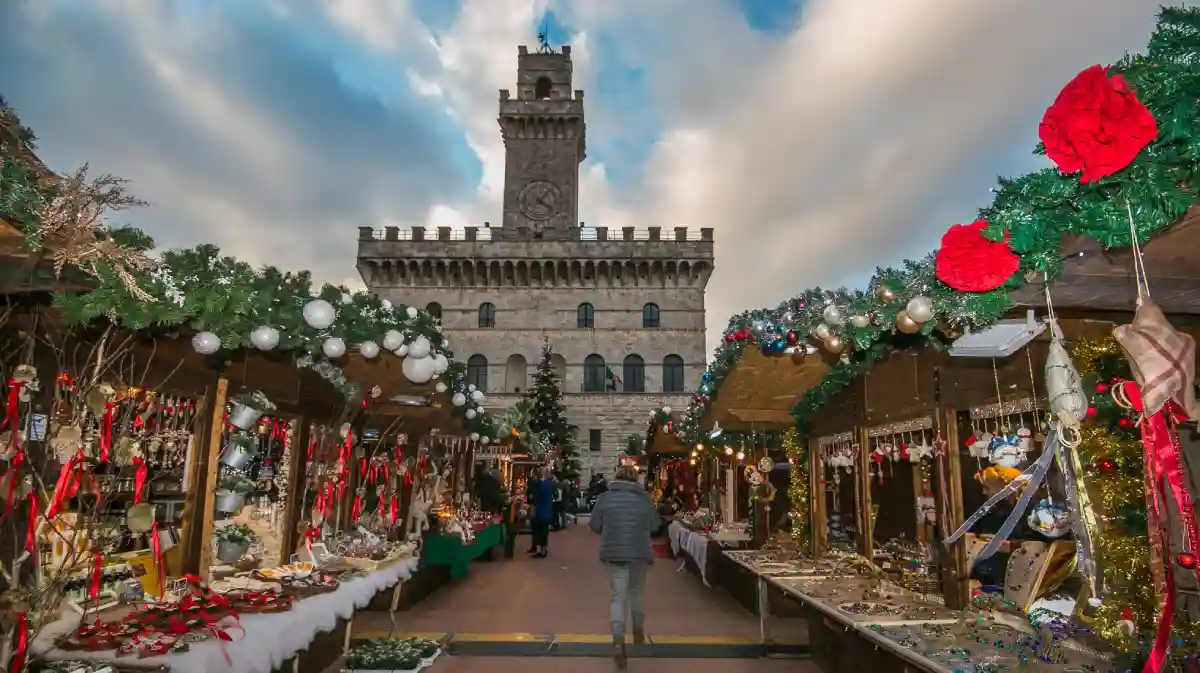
[0,0,1183,355]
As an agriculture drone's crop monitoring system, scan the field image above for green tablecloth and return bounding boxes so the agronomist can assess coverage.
[423,523,506,579]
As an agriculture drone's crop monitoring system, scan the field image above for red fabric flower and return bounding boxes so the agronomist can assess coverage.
[1039,65,1157,183]
[935,220,1019,292]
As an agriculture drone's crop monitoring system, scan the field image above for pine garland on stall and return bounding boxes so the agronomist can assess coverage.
[782,428,810,553]
[528,339,580,479]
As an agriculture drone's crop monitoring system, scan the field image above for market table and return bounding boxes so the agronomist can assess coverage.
[421,523,506,579]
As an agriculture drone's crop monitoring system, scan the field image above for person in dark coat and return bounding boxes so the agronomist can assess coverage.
[475,467,506,515]
[590,465,661,669]
[530,466,557,558]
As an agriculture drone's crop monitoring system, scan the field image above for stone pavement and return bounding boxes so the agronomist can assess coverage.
[352,522,816,671]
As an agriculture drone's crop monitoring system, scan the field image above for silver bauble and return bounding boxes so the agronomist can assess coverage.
[191,331,221,355]
[302,299,336,330]
[250,326,280,351]
[906,296,935,324]
[822,304,845,326]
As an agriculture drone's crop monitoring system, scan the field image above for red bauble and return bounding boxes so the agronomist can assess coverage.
[1086,407,1098,417]
[935,220,1020,292]
[1118,417,1132,428]
[725,334,734,344]
[1095,382,1110,394]
[1039,65,1158,183]
[1095,457,1116,474]
[735,330,747,342]
[786,331,799,346]
[1178,553,1198,570]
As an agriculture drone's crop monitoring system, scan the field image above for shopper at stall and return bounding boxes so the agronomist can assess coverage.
[529,466,557,558]
[475,467,506,515]
[589,464,661,669]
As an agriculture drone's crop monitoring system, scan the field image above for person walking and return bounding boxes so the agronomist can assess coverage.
[529,466,557,558]
[589,465,661,669]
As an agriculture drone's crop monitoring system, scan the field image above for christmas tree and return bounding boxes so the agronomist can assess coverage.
[528,339,581,479]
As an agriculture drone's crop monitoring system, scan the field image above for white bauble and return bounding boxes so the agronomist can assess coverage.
[662,406,672,414]
[381,299,393,311]
[476,406,486,414]
[468,384,477,392]
[401,354,437,384]
[408,336,431,359]
[358,341,380,359]
[192,331,221,355]
[823,304,845,326]
[465,408,477,420]
[383,330,405,351]
[906,296,935,324]
[322,337,347,359]
[813,323,831,340]
[649,410,657,418]
[471,389,485,404]
[406,306,418,319]
[395,344,409,357]
[470,433,480,442]
[481,436,491,445]
[849,315,871,329]
[433,353,449,375]
[302,299,336,330]
[452,393,467,407]
[435,382,448,393]
[341,293,353,305]
[250,326,280,351]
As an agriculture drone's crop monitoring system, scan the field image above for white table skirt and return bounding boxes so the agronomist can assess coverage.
[668,521,712,587]
[33,556,420,673]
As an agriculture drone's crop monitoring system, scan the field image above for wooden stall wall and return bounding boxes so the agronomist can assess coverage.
[809,379,863,551]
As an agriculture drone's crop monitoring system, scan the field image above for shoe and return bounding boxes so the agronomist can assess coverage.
[632,628,645,646]
[612,638,627,669]
[525,548,537,554]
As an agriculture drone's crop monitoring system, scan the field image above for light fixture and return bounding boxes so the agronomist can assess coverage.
[708,422,723,440]
[689,458,696,465]
[724,447,733,456]
[949,310,1045,358]
[390,395,429,407]
[695,443,704,452]
[691,450,697,457]
[736,451,745,461]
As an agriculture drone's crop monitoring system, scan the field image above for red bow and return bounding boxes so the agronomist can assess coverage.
[132,457,148,504]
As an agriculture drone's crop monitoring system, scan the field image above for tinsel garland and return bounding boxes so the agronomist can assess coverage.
[1068,337,1199,657]
[782,428,811,553]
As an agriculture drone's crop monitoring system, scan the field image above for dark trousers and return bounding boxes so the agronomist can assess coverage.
[531,520,551,547]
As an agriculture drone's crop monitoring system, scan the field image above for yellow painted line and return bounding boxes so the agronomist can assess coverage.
[552,634,612,644]
[353,632,449,641]
[450,633,546,643]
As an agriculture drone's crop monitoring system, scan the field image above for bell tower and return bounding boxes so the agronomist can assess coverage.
[498,44,586,240]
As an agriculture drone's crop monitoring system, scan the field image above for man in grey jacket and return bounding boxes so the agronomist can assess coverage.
[589,465,661,669]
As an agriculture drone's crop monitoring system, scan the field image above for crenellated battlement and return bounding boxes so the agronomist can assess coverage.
[357,225,713,243]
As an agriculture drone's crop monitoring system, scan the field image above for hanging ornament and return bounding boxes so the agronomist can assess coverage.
[849,315,871,329]
[452,393,467,407]
[822,335,845,355]
[406,306,418,318]
[302,299,336,330]
[433,353,449,375]
[251,326,280,351]
[381,299,393,311]
[905,296,935,323]
[401,354,437,384]
[383,330,405,351]
[435,382,448,393]
[812,323,831,340]
[191,331,221,355]
[408,336,432,359]
[822,304,844,326]
[395,344,409,357]
[482,436,491,445]
[875,285,896,302]
[465,409,477,420]
[358,341,380,359]
[785,331,799,346]
[471,390,486,404]
[470,433,480,441]
[895,311,921,334]
[322,337,347,359]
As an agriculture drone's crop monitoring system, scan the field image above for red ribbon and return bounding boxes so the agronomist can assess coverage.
[24,492,38,556]
[306,434,315,460]
[378,492,386,518]
[98,402,116,463]
[8,613,27,673]
[132,457,148,504]
[46,452,84,520]
[350,494,362,522]
[151,521,165,599]
[360,457,367,476]
[271,418,289,440]
[89,553,104,600]
[390,497,398,525]
[1,380,24,459]
[1117,382,1200,673]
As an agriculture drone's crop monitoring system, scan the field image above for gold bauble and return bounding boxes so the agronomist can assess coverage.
[875,285,896,302]
[895,311,921,334]
[823,335,846,354]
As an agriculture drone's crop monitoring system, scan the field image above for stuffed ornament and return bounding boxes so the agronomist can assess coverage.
[1027,499,1071,538]
[907,441,934,463]
[967,433,994,459]
[987,433,1025,468]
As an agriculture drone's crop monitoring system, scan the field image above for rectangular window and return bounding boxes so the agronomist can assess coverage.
[589,429,602,452]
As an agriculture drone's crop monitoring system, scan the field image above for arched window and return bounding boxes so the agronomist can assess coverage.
[467,355,489,391]
[662,355,685,393]
[426,302,442,320]
[583,354,606,392]
[478,302,496,328]
[642,303,661,328]
[534,76,552,100]
[577,302,595,328]
[504,354,528,393]
[550,354,567,384]
[623,355,645,393]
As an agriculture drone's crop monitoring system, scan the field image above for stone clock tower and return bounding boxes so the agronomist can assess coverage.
[498,45,586,240]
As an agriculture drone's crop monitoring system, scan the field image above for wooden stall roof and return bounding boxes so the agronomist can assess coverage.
[705,347,829,430]
[341,352,465,436]
[648,424,688,455]
[1010,207,1200,314]
[0,220,93,294]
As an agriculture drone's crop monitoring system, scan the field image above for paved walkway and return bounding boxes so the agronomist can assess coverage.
[352,522,815,672]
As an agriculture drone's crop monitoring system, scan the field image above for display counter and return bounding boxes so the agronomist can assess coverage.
[421,522,506,579]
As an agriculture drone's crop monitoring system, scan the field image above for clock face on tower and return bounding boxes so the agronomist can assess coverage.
[517,180,562,221]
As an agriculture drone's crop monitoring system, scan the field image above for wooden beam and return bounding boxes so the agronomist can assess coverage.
[182,377,227,579]
[808,438,825,558]
[727,408,797,426]
[856,427,873,559]
[938,408,969,609]
[281,418,311,561]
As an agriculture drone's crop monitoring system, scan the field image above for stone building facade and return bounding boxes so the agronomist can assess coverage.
[356,45,714,478]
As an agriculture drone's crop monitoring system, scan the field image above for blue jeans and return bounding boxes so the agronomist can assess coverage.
[606,562,647,638]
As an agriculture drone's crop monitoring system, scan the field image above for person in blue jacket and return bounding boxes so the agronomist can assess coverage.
[530,466,557,558]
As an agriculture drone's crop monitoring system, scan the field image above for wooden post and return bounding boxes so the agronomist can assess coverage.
[938,408,969,609]
[281,418,310,561]
[856,427,873,559]
[912,454,926,546]
[182,376,228,580]
[808,439,825,558]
